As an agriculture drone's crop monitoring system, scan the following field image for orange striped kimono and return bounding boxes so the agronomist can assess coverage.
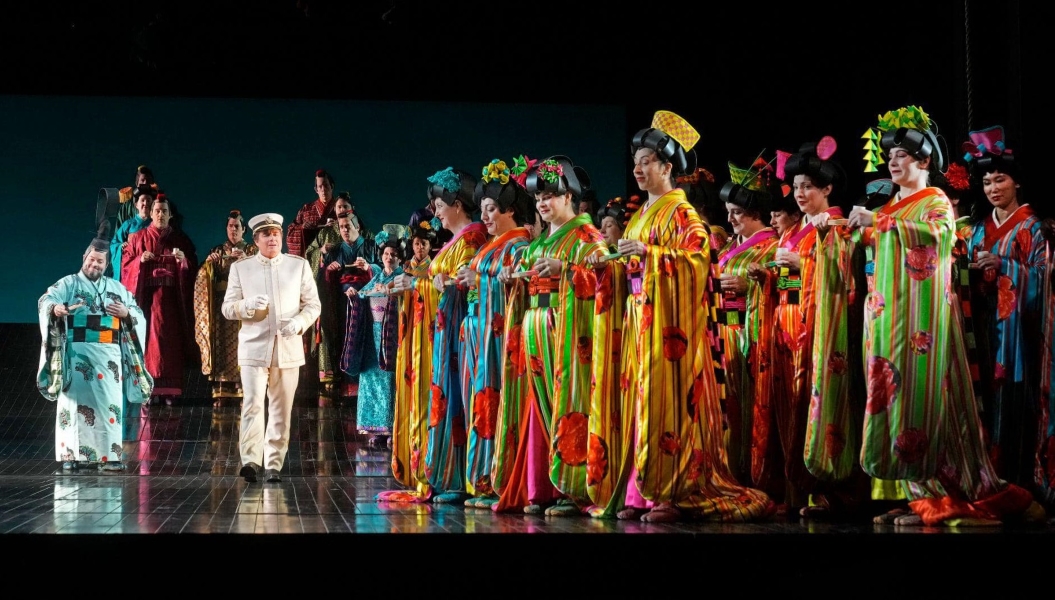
[377,254,435,502]
[826,188,1032,524]
[715,228,777,485]
[587,188,772,520]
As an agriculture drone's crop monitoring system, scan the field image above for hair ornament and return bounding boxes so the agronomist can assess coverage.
[481,159,511,185]
[945,162,971,191]
[962,125,1011,162]
[427,167,460,193]
[428,217,442,231]
[676,167,716,186]
[511,155,538,188]
[861,105,934,172]
[374,230,390,245]
[536,159,565,185]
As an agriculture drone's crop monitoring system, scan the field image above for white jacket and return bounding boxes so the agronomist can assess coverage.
[221,252,322,368]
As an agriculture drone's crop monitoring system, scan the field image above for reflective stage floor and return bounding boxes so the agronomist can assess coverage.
[1,324,1048,586]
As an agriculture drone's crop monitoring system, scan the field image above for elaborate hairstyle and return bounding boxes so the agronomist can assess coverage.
[597,197,630,230]
[719,155,777,215]
[474,158,536,226]
[962,125,1020,182]
[409,218,439,246]
[631,110,700,176]
[779,135,845,190]
[427,167,479,213]
[524,155,591,201]
[315,168,335,187]
[135,164,154,185]
[132,183,158,201]
[863,105,948,173]
[227,209,245,227]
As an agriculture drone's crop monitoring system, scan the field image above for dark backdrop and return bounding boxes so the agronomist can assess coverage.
[2,1,1038,323]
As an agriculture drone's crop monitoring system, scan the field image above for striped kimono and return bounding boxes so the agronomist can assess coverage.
[378,253,435,502]
[492,214,606,512]
[1038,238,1055,507]
[587,188,772,521]
[460,227,529,501]
[828,187,1032,524]
[963,206,1046,489]
[767,209,842,505]
[423,223,487,500]
[715,228,777,486]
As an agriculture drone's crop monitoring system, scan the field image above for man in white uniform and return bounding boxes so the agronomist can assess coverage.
[222,213,321,483]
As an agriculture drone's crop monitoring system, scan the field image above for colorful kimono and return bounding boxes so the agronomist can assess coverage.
[963,205,1045,488]
[320,236,377,388]
[715,228,777,486]
[1038,239,1055,507]
[305,221,342,375]
[286,198,332,258]
[192,240,257,398]
[37,272,152,463]
[109,215,150,282]
[351,265,404,434]
[822,187,1032,524]
[423,223,488,500]
[121,225,198,397]
[492,214,606,512]
[460,227,529,501]
[587,188,772,521]
[378,254,435,502]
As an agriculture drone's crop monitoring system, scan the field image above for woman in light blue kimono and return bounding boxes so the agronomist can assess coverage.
[456,158,534,508]
[352,235,404,447]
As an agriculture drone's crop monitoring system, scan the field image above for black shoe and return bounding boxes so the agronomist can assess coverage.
[240,462,260,483]
[265,469,281,483]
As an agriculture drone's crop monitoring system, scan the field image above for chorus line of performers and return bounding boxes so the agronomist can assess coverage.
[369,108,1053,526]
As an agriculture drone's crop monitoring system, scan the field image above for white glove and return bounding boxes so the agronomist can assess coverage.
[246,294,269,311]
[279,318,301,338]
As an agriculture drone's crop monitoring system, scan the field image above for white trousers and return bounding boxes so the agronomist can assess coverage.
[240,365,299,470]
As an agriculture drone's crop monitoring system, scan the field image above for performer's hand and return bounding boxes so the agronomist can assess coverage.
[121,242,129,251]
[105,301,130,319]
[140,251,155,263]
[746,262,767,283]
[617,239,647,258]
[345,287,358,298]
[393,273,413,291]
[497,265,512,284]
[279,319,301,338]
[433,274,448,291]
[246,294,269,311]
[775,249,801,270]
[208,252,221,263]
[230,247,244,258]
[455,267,477,288]
[532,257,562,277]
[848,206,875,229]
[976,251,1001,271]
[354,257,369,270]
[326,261,341,272]
[719,274,748,295]
[810,212,831,233]
[52,303,69,318]
[173,249,186,263]
[320,242,333,255]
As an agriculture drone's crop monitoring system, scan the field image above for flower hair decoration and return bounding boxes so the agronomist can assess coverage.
[481,159,511,185]
[428,217,442,231]
[962,125,1012,162]
[861,105,933,172]
[945,162,971,191]
[511,154,538,188]
[374,230,390,245]
[427,167,461,193]
[535,159,564,185]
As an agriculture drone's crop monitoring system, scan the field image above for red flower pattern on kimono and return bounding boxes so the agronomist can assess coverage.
[429,384,446,427]
[866,356,900,415]
[660,254,676,278]
[506,324,525,376]
[410,448,421,473]
[554,412,589,466]
[875,213,895,233]
[659,431,681,456]
[587,433,609,486]
[399,317,407,342]
[403,366,415,386]
[662,326,688,361]
[472,387,500,440]
[996,276,1016,321]
[894,428,928,464]
[686,449,707,480]
[576,335,592,364]
[867,292,885,318]
[392,457,404,480]
[825,424,846,458]
[595,268,613,314]
[827,351,848,375]
[414,298,425,324]
[529,354,544,377]
[1014,228,1033,261]
[641,300,653,331]
[910,330,933,355]
[436,310,446,332]
[491,313,504,338]
[610,329,622,364]
[570,264,596,300]
[686,368,705,421]
[905,245,938,281]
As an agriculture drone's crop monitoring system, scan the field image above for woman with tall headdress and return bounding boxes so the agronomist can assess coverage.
[837,106,1039,525]
[491,155,607,516]
[586,110,773,522]
[958,126,1045,492]
[193,209,258,403]
[712,158,778,488]
[456,157,533,509]
[380,220,439,501]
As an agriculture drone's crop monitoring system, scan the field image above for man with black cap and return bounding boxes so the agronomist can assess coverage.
[222,212,321,483]
[37,222,152,472]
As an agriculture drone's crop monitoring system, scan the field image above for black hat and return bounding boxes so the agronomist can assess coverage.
[597,197,630,229]
[963,125,1020,182]
[865,105,948,173]
[89,220,111,254]
[631,110,700,176]
[782,136,845,189]
[718,156,776,214]
[525,155,590,200]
